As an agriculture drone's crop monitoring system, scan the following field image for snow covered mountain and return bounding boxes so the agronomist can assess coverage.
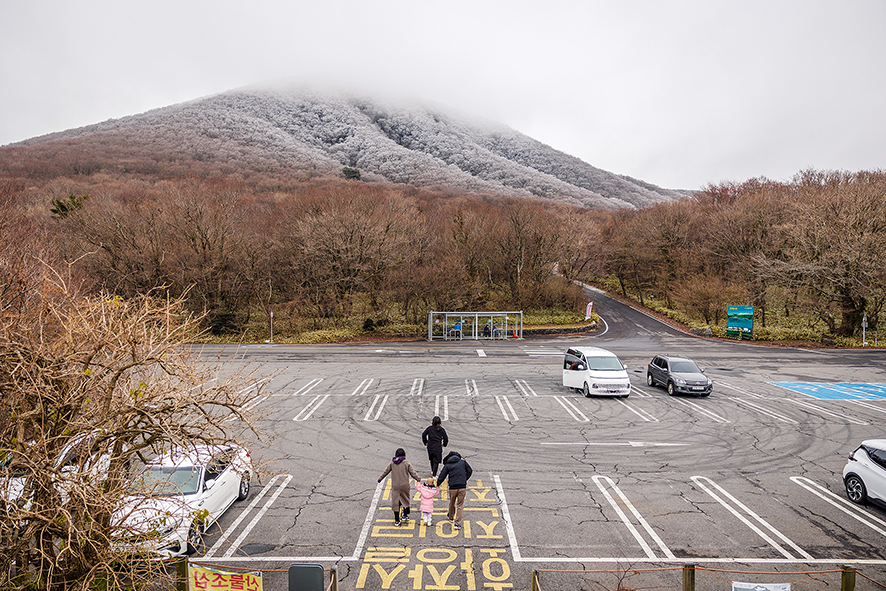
[12,86,685,209]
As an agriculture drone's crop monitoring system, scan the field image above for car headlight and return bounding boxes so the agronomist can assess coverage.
[157,516,184,536]
[706,378,712,386]
[674,377,686,385]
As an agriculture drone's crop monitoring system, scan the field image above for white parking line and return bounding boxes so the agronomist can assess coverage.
[631,386,652,398]
[615,398,658,422]
[692,476,812,560]
[592,475,675,560]
[675,398,730,423]
[409,378,424,396]
[727,396,798,424]
[513,379,539,396]
[849,400,886,414]
[292,378,323,396]
[363,394,389,421]
[494,474,522,561]
[221,474,294,558]
[204,473,293,558]
[292,394,329,421]
[718,382,766,398]
[351,379,373,396]
[791,476,886,538]
[554,396,590,422]
[477,349,487,357]
[786,398,868,425]
[465,379,478,396]
[495,396,519,421]
[435,394,449,420]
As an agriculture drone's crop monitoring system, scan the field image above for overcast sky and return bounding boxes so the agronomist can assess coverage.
[2,1,884,190]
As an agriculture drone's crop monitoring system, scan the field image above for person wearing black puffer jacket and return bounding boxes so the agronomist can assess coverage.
[421,416,448,476]
[436,451,472,530]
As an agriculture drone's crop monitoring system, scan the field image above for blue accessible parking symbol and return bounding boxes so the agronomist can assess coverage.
[771,382,886,400]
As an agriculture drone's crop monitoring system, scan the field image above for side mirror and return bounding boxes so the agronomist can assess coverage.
[576,364,585,371]
[204,478,216,490]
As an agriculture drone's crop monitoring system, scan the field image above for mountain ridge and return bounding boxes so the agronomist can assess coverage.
[8,86,687,209]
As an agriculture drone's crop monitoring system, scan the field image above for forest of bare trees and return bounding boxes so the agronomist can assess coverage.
[3,162,884,342]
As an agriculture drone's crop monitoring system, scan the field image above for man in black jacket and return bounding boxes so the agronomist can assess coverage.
[421,416,448,476]
[436,451,472,530]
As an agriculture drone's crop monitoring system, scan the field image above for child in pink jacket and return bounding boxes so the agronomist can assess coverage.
[416,477,440,526]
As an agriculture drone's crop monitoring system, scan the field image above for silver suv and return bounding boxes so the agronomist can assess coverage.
[646,355,712,396]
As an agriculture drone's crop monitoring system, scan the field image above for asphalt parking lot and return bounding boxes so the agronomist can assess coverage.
[188,295,886,590]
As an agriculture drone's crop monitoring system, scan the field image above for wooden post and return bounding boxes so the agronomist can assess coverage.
[682,563,696,591]
[176,557,188,591]
[841,564,856,591]
[328,566,338,591]
[530,568,540,591]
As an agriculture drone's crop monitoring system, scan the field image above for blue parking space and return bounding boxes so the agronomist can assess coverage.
[771,382,886,400]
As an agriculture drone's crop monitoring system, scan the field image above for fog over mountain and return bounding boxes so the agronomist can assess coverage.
[14,86,686,209]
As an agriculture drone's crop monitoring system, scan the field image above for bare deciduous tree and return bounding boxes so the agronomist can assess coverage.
[0,264,265,591]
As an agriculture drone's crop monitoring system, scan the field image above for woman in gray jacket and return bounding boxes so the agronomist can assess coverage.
[378,447,421,526]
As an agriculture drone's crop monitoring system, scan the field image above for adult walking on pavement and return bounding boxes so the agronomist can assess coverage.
[436,451,472,530]
[421,415,448,476]
[378,447,421,526]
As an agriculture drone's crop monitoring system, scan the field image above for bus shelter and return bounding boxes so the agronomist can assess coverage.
[427,311,523,341]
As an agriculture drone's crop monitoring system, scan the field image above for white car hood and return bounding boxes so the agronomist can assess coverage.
[115,494,196,535]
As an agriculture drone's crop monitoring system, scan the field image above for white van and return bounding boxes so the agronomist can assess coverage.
[562,347,631,397]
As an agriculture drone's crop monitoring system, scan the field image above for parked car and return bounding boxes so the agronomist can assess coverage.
[646,355,712,396]
[842,439,886,506]
[116,444,252,557]
[562,347,631,397]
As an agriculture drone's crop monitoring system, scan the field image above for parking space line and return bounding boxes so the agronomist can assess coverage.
[592,475,675,560]
[477,349,487,357]
[204,473,293,559]
[222,474,294,558]
[465,379,478,396]
[785,398,868,425]
[675,398,729,423]
[727,396,798,424]
[364,394,389,421]
[435,394,449,421]
[409,378,424,396]
[493,474,522,561]
[495,396,519,421]
[691,476,812,560]
[292,378,323,396]
[615,399,658,422]
[554,396,590,422]
[292,394,329,421]
[513,379,538,396]
[791,476,886,538]
[352,379,374,396]
[630,386,652,398]
[718,382,766,399]
[849,400,886,414]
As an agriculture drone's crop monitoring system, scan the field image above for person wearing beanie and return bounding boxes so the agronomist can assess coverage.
[378,447,421,526]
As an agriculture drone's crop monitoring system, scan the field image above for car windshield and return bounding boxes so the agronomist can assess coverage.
[670,361,701,373]
[133,466,201,496]
[586,356,624,371]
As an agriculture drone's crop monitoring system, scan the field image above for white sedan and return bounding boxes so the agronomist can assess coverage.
[116,444,252,557]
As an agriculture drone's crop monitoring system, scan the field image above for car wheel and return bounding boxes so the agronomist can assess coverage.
[583,382,591,398]
[186,522,205,555]
[646,373,655,387]
[845,475,867,504]
[237,474,250,501]
[667,382,675,396]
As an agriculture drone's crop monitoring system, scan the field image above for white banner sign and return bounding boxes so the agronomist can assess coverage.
[733,583,790,591]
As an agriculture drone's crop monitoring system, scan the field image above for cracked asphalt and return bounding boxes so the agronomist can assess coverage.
[187,294,886,590]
